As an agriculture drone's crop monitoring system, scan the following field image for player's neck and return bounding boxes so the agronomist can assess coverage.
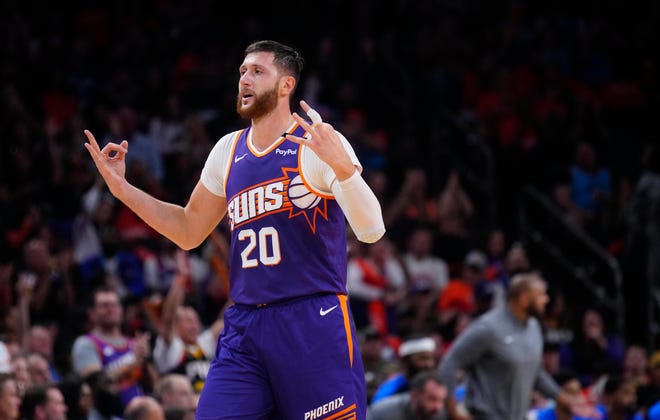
[250,107,294,152]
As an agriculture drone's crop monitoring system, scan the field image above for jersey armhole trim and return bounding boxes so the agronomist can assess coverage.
[222,129,245,197]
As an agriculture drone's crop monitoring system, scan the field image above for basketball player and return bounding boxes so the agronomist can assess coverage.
[84,40,386,419]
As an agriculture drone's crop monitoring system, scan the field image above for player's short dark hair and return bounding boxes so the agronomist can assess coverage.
[245,40,304,82]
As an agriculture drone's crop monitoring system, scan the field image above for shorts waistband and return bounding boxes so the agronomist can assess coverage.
[233,292,340,309]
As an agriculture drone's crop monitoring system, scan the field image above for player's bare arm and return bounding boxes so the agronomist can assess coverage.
[84,130,227,250]
[286,100,357,181]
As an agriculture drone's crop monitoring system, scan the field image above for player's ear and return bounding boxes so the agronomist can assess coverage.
[279,75,296,96]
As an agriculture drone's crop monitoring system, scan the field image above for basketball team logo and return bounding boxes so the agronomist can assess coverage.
[287,175,322,209]
[226,169,329,233]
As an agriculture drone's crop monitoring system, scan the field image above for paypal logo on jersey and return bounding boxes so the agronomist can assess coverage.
[275,148,297,156]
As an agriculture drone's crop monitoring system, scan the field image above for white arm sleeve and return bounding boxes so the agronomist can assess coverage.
[301,131,386,243]
[332,171,386,243]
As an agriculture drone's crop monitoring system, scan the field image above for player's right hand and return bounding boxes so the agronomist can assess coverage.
[83,130,129,197]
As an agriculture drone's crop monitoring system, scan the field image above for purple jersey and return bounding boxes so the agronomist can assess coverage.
[87,333,142,406]
[224,125,347,305]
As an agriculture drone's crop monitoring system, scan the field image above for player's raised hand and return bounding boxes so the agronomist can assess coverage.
[83,129,129,197]
[286,100,356,181]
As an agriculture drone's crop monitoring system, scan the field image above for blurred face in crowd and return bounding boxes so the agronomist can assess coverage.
[160,375,196,411]
[582,309,604,341]
[0,377,20,420]
[611,380,638,415]
[125,396,165,420]
[10,356,28,394]
[623,345,648,377]
[505,246,529,274]
[39,387,68,420]
[92,291,123,331]
[487,229,506,258]
[406,351,437,378]
[410,379,447,419]
[27,353,52,386]
[408,229,433,258]
[236,52,283,120]
[176,307,202,345]
[28,326,53,361]
[23,239,50,274]
[557,378,584,416]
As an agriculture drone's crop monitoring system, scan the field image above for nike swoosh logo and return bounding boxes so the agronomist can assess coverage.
[234,153,248,163]
[319,305,338,316]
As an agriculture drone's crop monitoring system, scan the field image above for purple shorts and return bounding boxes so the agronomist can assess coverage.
[195,293,366,420]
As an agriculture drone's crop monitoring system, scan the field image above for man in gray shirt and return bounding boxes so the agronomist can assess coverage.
[368,370,448,420]
[438,272,580,420]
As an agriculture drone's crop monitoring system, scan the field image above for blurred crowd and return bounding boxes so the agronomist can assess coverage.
[1,0,659,418]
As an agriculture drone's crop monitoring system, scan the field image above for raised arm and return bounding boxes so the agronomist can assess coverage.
[84,130,227,250]
[286,102,385,243]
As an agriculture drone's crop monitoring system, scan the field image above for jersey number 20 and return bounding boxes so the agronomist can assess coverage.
[238,227,281,268]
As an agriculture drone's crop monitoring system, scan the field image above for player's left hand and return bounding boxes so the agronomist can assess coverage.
[286,100,356,181]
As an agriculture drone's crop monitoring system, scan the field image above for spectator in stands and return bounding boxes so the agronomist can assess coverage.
[58,375,94,420]
[403,227,450,295]
[9,355,28,396]
[622,345,650,388]
[19,238,75,331]
[0,373,21,420]
[562,307,625,387]
[347,236,406,335]
[153,374,196,414]
[436,251,487,336]
[371,336,437,403]
[124,396,165,420]
[595,375,639,419]
[359,327,397,404]
[20,384,68,420]
[570,141,612,237]
[86,370,125,420]
[26,353,52,386]
[535,369,599,420]
[25,326,60,382]
[71,286,153,408]
[384,168,435,247]
[153,251,225,394]
[636,350,660,412]
[367,370,448,420]
[435,169,474,267]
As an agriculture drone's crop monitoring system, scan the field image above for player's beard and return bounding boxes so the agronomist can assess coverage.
[236,85,279,120]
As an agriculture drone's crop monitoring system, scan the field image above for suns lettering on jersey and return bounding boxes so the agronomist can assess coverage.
[226,167,328,233]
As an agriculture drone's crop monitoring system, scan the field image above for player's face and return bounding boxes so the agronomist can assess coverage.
[236,51,281,120]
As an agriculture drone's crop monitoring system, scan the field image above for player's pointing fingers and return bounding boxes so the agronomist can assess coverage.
[300,100,322,125]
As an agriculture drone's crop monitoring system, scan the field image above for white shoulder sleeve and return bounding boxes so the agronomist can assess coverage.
[200,131,241,197]
[301,131,385,243]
